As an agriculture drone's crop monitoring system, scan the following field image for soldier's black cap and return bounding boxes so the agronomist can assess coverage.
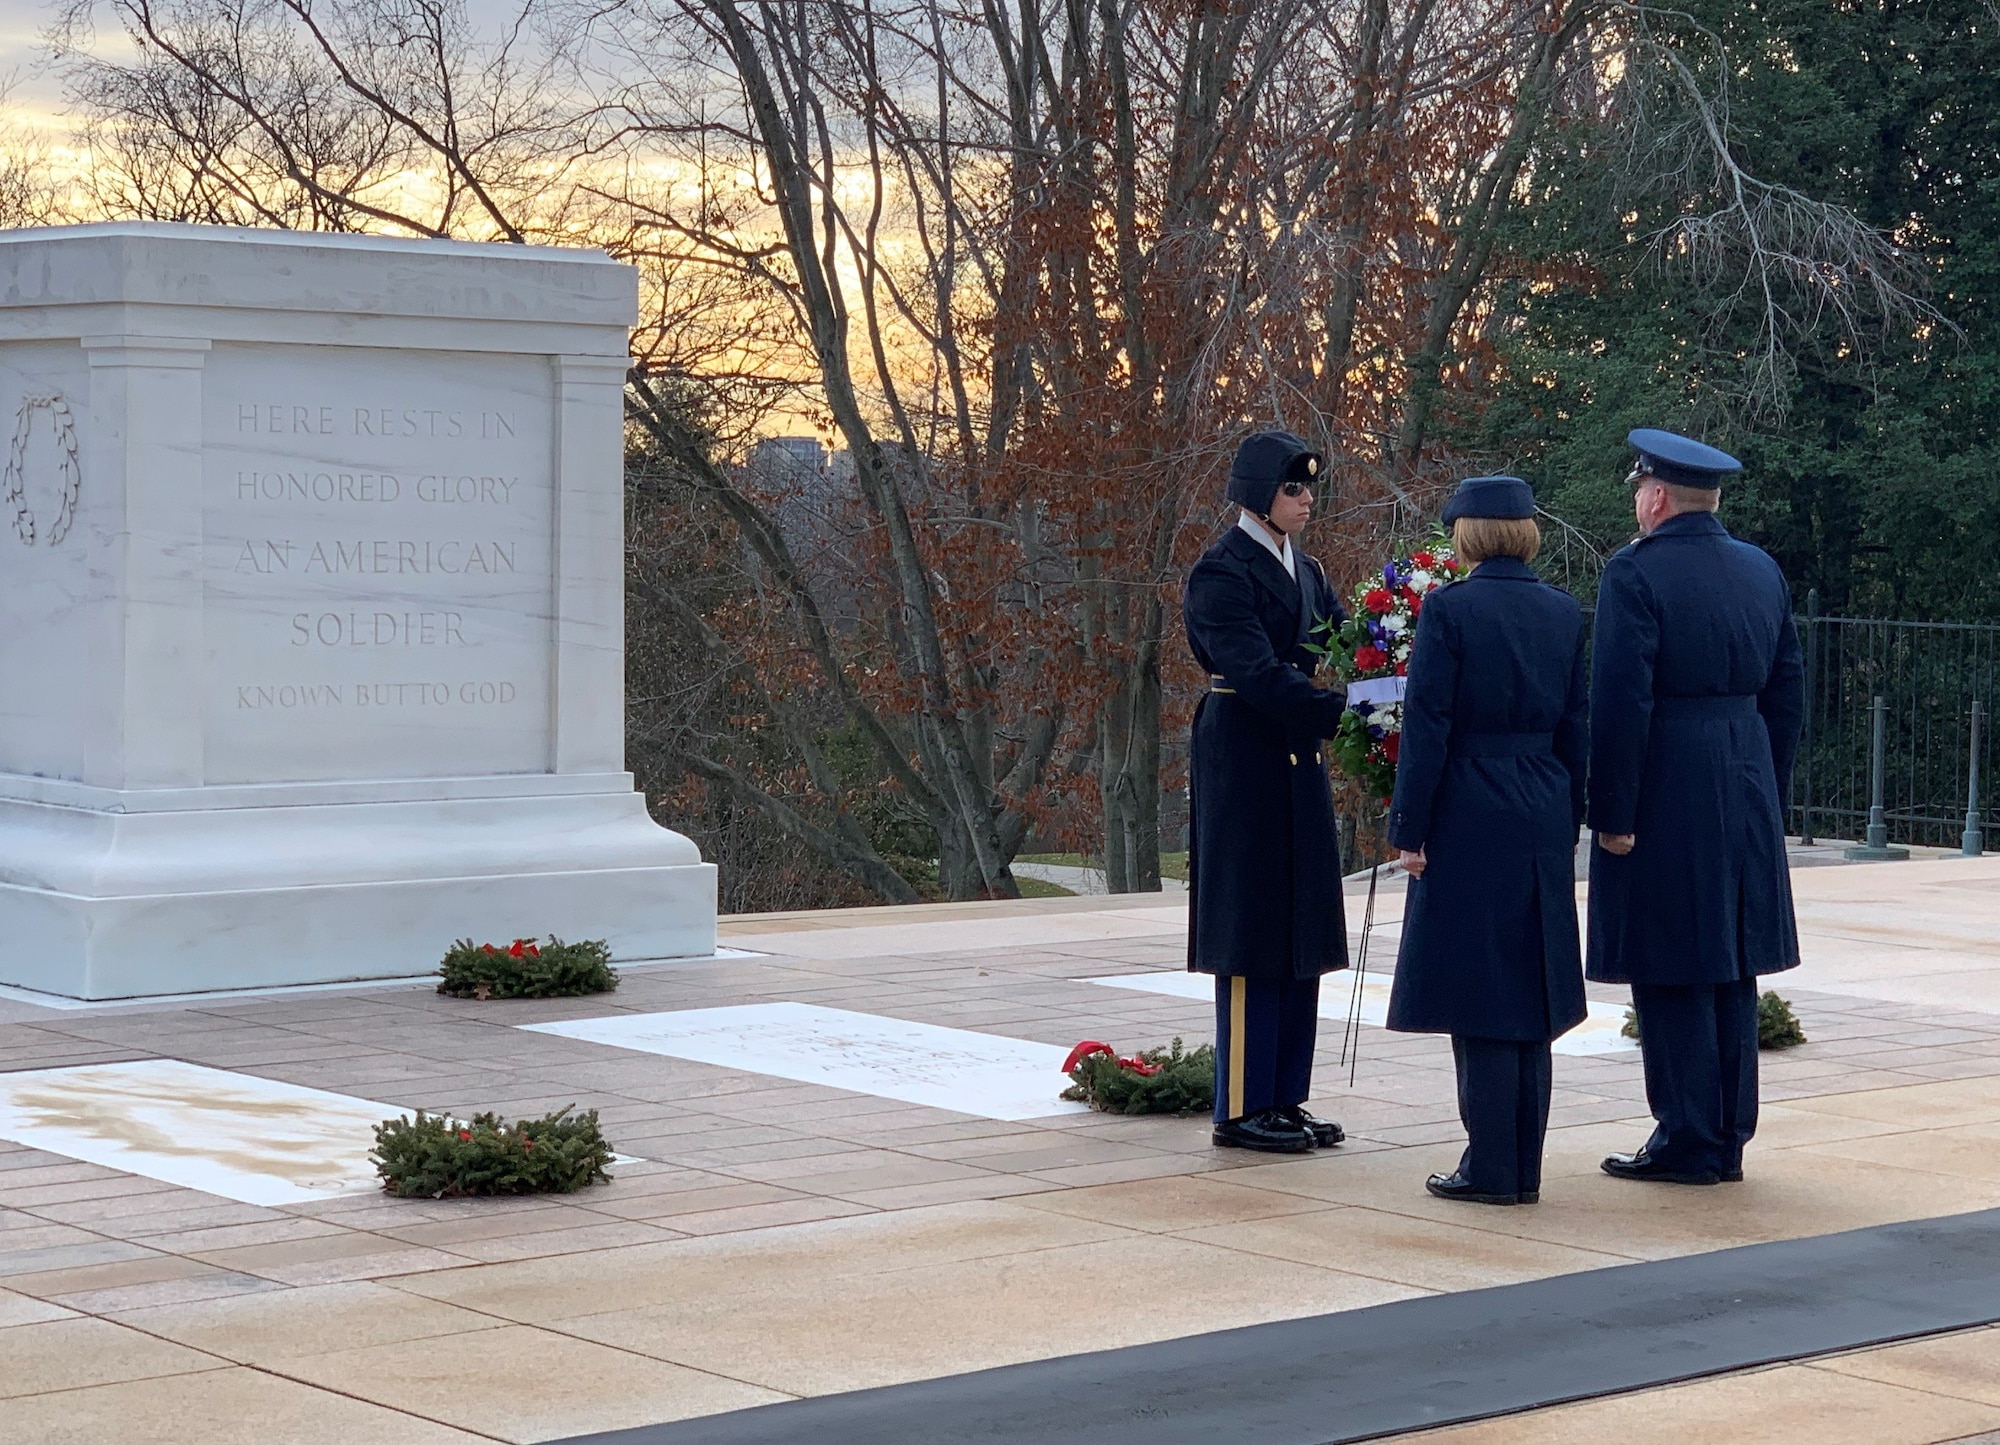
[1441,475,1534,525]
[1227,429,1321,515]
[1628,428,1742,488]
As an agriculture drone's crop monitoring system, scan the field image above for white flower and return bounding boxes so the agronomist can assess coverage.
[1380,614,1406,635]
[1409,569,1434,590]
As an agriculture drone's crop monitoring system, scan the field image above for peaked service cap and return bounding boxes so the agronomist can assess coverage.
[1628,428,1742,488]
[1227,429,1322,515]
[1441,474,1535,525]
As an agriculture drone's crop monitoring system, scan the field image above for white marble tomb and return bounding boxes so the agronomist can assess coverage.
[524,1004,1094,1121]
[0,1059,401,1206]
[0,223,716,998]
[1082,972,1639,1056]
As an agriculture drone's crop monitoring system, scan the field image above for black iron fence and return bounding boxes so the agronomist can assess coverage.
[1793,595,2000,849]
[1569,592,1997,850]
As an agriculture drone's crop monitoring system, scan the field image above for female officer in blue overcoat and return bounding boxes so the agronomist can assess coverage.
[1185,430,1350,1155]
[1384,476,1588,1205]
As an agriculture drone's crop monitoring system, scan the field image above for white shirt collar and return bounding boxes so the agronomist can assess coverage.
[1236,509,1296,578]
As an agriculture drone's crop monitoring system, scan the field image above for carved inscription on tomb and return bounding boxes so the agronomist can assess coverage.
[201,345,554,785]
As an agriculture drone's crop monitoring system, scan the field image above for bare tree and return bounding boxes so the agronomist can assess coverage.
[54,0,576,237]
[49,0,1941,903]
[0,81,62,228]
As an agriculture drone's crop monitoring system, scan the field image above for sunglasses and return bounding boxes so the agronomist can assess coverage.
[1278,480,1312,497]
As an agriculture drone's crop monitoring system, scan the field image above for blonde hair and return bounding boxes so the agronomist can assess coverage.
[1451,515,1542,564]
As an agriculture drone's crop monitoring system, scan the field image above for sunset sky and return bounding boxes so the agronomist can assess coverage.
[0,1,64,133]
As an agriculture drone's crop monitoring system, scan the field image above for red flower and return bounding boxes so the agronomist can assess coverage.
[1383,734,1401,763]
[1362,587,1392,613]
[1400,586,1420,606]
[1411,551,1435,569]
[1354,645,1388,671]
[1396,662,1408,676]
[1063,1040,1115,1073]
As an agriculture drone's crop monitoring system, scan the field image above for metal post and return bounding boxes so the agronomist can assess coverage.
[1964,701,1985,858]
[1846,695,1909,861]
[1799,589,1818,845]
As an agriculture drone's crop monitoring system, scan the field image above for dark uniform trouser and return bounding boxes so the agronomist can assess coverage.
[1631,978,1760,1174]
[1450,1037,1553,1197]
[1212,974,1320,1124]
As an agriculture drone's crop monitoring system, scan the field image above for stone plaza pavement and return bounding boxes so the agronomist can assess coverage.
[4,855,2000,1443]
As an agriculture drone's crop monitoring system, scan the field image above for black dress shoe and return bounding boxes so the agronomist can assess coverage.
[1601,1150,1720,1186]
[1425,1171,1518,1206]
[1719,1167,1744,1183]
[1213,1109,1315,1154]
[1279,1106,1344,1147]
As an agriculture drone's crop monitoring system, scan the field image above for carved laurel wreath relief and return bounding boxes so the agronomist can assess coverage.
[3,393,82,547]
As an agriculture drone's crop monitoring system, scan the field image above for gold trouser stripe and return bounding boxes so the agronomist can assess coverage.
[1229,976,1247,1120]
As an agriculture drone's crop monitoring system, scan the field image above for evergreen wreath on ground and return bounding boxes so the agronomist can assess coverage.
[1620,991,1807,1050]
[1061,1037,1215,1115]
[436,936,618,999]
[371,1106,614,1198]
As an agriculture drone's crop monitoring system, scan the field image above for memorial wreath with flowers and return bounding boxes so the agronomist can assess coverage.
[436,935,619,999]
[1309,537,1468,804]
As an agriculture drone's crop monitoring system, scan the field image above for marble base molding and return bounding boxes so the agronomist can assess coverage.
[0,791,715,999]
[0,223,717,997]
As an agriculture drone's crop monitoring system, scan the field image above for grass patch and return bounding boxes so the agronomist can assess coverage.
[1015,875,1078,899]
[1016,851,1190,882]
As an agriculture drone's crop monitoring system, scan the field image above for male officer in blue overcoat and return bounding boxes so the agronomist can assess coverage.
[1184,429,1350,1154]
[1588,429,1805,1186]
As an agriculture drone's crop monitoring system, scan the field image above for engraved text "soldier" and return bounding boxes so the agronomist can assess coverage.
[291,612,466,647]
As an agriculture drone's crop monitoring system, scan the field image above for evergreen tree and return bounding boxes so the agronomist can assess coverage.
[1480,0,2000,619]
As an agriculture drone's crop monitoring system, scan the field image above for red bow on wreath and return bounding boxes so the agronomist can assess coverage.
[1062,1040,1161,1077]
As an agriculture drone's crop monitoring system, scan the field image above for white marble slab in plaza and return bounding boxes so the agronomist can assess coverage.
[1082,972,1639,1056]
[524,1003,1093,1121]
[0,224,715,998]
[0,1058,401,1206]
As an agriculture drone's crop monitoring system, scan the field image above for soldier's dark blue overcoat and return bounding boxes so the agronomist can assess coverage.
[1185,527,1350,981]
[1385,557,1590,1041]
[1586,512,1806,985]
